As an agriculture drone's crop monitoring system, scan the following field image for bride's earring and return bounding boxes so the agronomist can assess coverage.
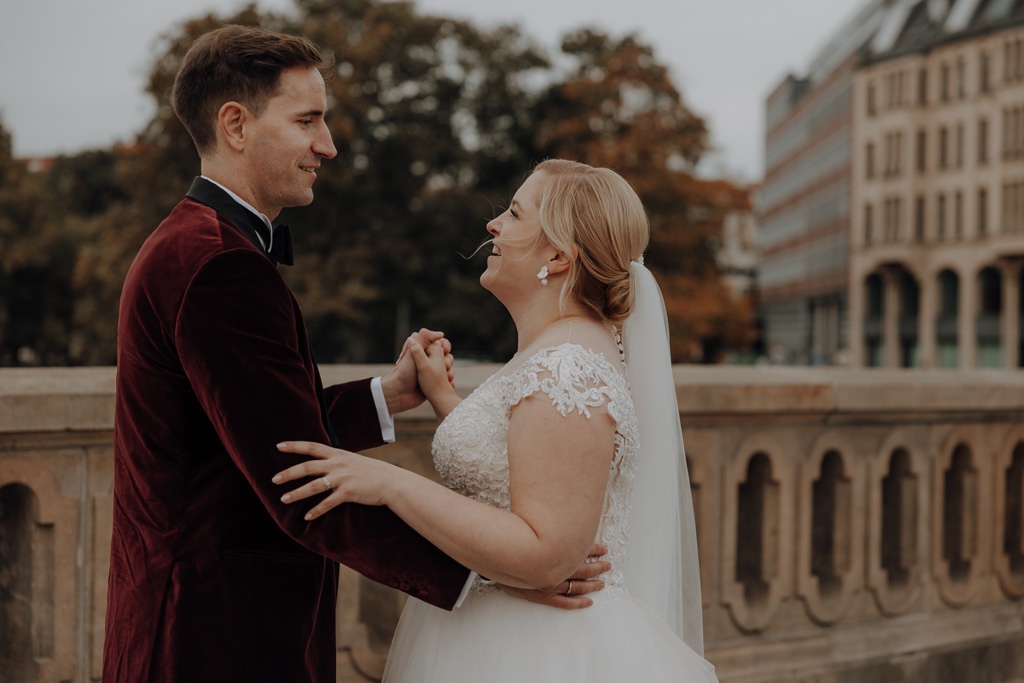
[536,266,549,286]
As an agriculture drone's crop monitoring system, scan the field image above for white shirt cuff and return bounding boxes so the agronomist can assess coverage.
[454,572,478,608]
[370,377,396,443]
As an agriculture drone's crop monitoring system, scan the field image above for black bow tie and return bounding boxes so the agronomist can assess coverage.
[268,224,294,266]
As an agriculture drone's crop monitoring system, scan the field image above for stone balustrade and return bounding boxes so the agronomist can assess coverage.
[1,365,1022,682]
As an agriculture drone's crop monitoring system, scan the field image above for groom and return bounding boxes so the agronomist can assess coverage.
[103,24,603,683]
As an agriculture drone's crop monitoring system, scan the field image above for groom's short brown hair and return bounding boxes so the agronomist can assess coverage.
[172,24,333,154]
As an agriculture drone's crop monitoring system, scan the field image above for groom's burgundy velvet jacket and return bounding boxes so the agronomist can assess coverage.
[103,178,469,683]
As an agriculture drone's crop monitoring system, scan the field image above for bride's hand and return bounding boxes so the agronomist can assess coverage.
[406,335,460,417]
[272,441,396,519]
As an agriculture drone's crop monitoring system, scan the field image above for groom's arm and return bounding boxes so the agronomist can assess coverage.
[176,248,471,609]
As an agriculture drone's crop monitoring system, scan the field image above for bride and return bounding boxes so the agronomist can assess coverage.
[274,159,718,682]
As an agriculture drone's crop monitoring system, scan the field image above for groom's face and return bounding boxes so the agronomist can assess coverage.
[243,66,337,220]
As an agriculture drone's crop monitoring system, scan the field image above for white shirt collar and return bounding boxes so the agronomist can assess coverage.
[200,175,275,250]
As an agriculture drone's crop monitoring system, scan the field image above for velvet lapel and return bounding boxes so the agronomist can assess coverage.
[185,177,273,261]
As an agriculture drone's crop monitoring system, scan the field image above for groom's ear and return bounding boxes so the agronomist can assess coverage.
[217,101,248,152]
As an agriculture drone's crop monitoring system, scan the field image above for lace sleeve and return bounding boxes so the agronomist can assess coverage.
[502,343,626,420]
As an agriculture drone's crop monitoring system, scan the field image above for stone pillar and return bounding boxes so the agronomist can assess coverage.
[959,268,978,369]
[918,270,937,370]
[883,268,901,369]
[1002,259,1023,369]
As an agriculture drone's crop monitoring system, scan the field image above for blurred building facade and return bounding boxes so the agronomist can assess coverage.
[850,0,1024,368]
[759,1,893,365]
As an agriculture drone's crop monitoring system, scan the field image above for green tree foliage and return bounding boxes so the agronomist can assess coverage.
[0,117,88,364]
[0,0,754,366]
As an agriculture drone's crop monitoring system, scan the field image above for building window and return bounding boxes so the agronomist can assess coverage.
[939,127,948,169]
[1017,39,1024,81]
[867,142,875,179]
[938,193,947,240]
[957,58,966,99]
[1003,107,1024,159]
[955,191,964,239]
[884,132,902,177]
[917,129,927,172]
[979,118,989,164]
[978,188,988,237]
[1002,182,1013,232]
[956,123,964,168]
[865,203,874,245]
[1006,40,1024,82]
[941,63,950,101]
[868,81,877,116]
[918,68,928,105]
[1003,181,1024,233]
[915,196,925,242]
[883,197,902,242]
[1004,108,1012,159]
[895,131,903,176]
[981,51,991,93]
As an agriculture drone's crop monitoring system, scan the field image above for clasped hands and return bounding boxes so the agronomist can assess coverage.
[273,329,609,608]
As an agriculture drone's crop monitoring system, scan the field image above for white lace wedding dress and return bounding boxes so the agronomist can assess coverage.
[382,342,718,682]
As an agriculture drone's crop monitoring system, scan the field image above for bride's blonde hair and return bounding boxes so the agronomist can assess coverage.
[531,159,650,327]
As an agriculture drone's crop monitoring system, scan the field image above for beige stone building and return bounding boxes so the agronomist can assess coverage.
[850,0,1024,368]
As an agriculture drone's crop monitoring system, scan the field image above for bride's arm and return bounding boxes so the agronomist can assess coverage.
[273,394,615,591]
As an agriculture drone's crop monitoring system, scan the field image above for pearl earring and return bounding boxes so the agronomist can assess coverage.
[536,266,549,285]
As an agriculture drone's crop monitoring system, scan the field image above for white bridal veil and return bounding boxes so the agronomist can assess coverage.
[621,260,704,655]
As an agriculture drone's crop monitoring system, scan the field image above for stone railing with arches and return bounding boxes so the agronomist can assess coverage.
[0,365,1022,682]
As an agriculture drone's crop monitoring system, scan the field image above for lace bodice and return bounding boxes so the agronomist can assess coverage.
[431,342,639,593]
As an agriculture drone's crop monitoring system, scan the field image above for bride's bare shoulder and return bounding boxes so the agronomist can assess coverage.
[532,317,619,361]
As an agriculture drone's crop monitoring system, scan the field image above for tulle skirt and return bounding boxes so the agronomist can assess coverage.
[382,588,718,682]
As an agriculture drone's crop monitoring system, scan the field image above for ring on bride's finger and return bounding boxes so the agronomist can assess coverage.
[563,580,574,596]
[322,476,332,492]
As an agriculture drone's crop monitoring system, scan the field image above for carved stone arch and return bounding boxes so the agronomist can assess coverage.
[993,425,1024,598]
[931,427,992,608]
[867,428,928,616]
[796,431,865,625]
[720,431,794,633]
[0,458,78,683]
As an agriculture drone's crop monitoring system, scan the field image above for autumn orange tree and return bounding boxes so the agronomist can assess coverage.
[532,29,754,361]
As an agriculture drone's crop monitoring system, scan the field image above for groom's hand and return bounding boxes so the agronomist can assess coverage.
[381,329,453,415]
[498,544,611,610]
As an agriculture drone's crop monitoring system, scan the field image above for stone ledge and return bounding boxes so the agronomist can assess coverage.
[707,602,1024,682]
[3,365,1024,433]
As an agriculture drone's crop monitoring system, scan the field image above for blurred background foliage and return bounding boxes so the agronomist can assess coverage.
[0,0,754,366]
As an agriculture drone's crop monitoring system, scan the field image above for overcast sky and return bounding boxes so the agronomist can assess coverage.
[0,0,866,181]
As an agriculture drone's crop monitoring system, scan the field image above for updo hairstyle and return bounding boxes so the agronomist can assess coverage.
[532,159,650,328]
